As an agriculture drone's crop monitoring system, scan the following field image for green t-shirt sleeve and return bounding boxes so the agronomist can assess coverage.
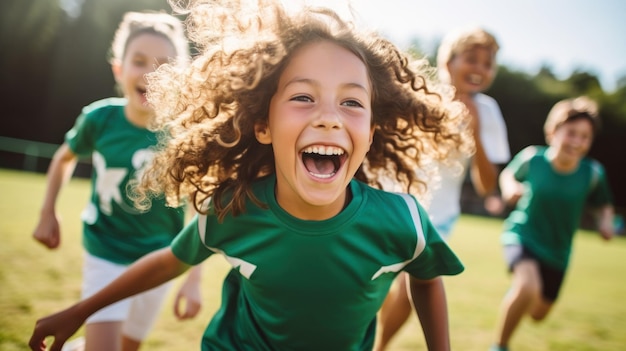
[402,198,464,280]
[506,145,537,182]
[65,108,97,157]
[587,161,613,207]
[171,215,214,265]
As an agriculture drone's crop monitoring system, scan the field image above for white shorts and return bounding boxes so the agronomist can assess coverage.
[432,214,460,240]
[82,252,172,341]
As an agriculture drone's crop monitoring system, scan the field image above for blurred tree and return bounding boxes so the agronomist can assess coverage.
[566,70,602,95]
[0,0,64,140]
[1,19,624,208]
[39,0,173,144]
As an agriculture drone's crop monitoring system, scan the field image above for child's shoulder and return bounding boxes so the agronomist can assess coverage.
[473,92,497,105]
[82,97,127,116]
[355,180,423,209]
[580,156,606,176]
[516,145,546,160]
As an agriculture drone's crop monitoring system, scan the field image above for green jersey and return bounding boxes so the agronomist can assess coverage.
[501,146,613,270]
[66,98,184,264]
[172,174,464,350]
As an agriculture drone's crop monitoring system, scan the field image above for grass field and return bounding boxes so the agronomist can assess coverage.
[1,169,625,350]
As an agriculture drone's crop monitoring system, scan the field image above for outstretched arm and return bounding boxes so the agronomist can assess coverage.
[32,143,78,249]
[409,276,451,351]
[29,247,189,351]
[172,206,204,320]
[499,168,523,207]
[173,263,203,320]
[459,94,497,196]
[595,204,615,241]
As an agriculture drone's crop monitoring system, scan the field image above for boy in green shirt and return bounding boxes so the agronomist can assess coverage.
[491,96,615,351]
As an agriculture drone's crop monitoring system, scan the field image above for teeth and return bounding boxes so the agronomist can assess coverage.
[469,74,482,85]
[302,146,345,156]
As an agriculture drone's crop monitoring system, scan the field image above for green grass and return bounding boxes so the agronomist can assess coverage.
[1,169,625,350]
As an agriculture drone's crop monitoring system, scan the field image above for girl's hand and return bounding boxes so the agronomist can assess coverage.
[598,220,615,241]
[173,269,202,320]
[29,305,85,351]
[32,212,61,249]
[506,183,524,207]
[596,206,616,241]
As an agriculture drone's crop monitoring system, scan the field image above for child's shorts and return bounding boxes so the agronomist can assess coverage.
[432,214,460,240]
[82,252,172,341]
[503,244,566,302]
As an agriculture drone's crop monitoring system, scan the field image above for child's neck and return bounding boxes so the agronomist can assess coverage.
[124,106,152,128]
[546,146,580,173]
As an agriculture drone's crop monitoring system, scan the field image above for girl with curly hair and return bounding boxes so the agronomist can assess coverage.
[30,1,474,350]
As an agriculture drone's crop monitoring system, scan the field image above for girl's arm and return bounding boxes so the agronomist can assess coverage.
[459,95,497,196]
[32,143,78,249]
[409,276,451,351]
[595,204,615,241]
[172,206,204,320]
[29,247,189,351]
[499,168,523,207]
[173,263,203,320]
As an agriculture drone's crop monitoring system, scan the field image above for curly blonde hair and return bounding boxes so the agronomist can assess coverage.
[134,0,472,221]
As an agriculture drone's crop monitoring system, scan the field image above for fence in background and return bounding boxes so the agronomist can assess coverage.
[1,137,622,233]
[0,136,91,176]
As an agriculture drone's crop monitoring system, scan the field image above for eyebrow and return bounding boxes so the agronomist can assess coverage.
[129,51,171,64]
[284,77,370,95]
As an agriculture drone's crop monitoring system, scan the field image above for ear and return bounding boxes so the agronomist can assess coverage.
[254,120,272,144]
[111,60,122,84]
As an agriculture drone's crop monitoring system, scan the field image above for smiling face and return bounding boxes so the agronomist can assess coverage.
[255,40,374,220]
[112,32,176,124]
[549,118,595,170]
[447,45,496,95]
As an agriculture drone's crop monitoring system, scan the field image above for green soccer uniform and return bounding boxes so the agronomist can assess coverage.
[172,174,464,351]
[66,98,184,264]
[501,146,613,270]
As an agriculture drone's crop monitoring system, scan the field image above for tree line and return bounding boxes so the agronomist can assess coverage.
[1,0,624,208]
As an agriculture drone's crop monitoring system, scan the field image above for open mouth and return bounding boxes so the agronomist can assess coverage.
[468,74,482,85]
[301,145,347,179]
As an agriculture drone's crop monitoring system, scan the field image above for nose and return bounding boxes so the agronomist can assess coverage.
[313,102,343,130]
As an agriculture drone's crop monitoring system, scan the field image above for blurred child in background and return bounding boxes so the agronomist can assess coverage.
[32,11,202,351]
[491,96,614,351]
[375,27,510,350]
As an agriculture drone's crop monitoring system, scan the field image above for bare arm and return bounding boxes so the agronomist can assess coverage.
[32,143,78,249]
[172,207,204,320]
[173,263,203,320]
[594,204,615,241]
[499,168,523,207]
[460,95,497,196]
[29,248,189,351]
[409,276,451,351]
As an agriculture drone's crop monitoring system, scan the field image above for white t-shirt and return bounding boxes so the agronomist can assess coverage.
[427,93,510,235]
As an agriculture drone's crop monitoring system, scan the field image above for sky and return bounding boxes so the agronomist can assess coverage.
[290,0,626,92]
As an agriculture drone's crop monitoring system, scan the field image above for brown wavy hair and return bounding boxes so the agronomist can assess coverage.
[133,0,472,221]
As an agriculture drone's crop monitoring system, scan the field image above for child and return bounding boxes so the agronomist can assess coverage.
[31,11,202,351]
[29,1,472,350]
[375,27,510,351]
[490,96,615,351]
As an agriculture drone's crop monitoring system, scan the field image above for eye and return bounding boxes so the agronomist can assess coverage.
[291,95,313,103]
[132,58,148,68]
[342,99,364,108]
